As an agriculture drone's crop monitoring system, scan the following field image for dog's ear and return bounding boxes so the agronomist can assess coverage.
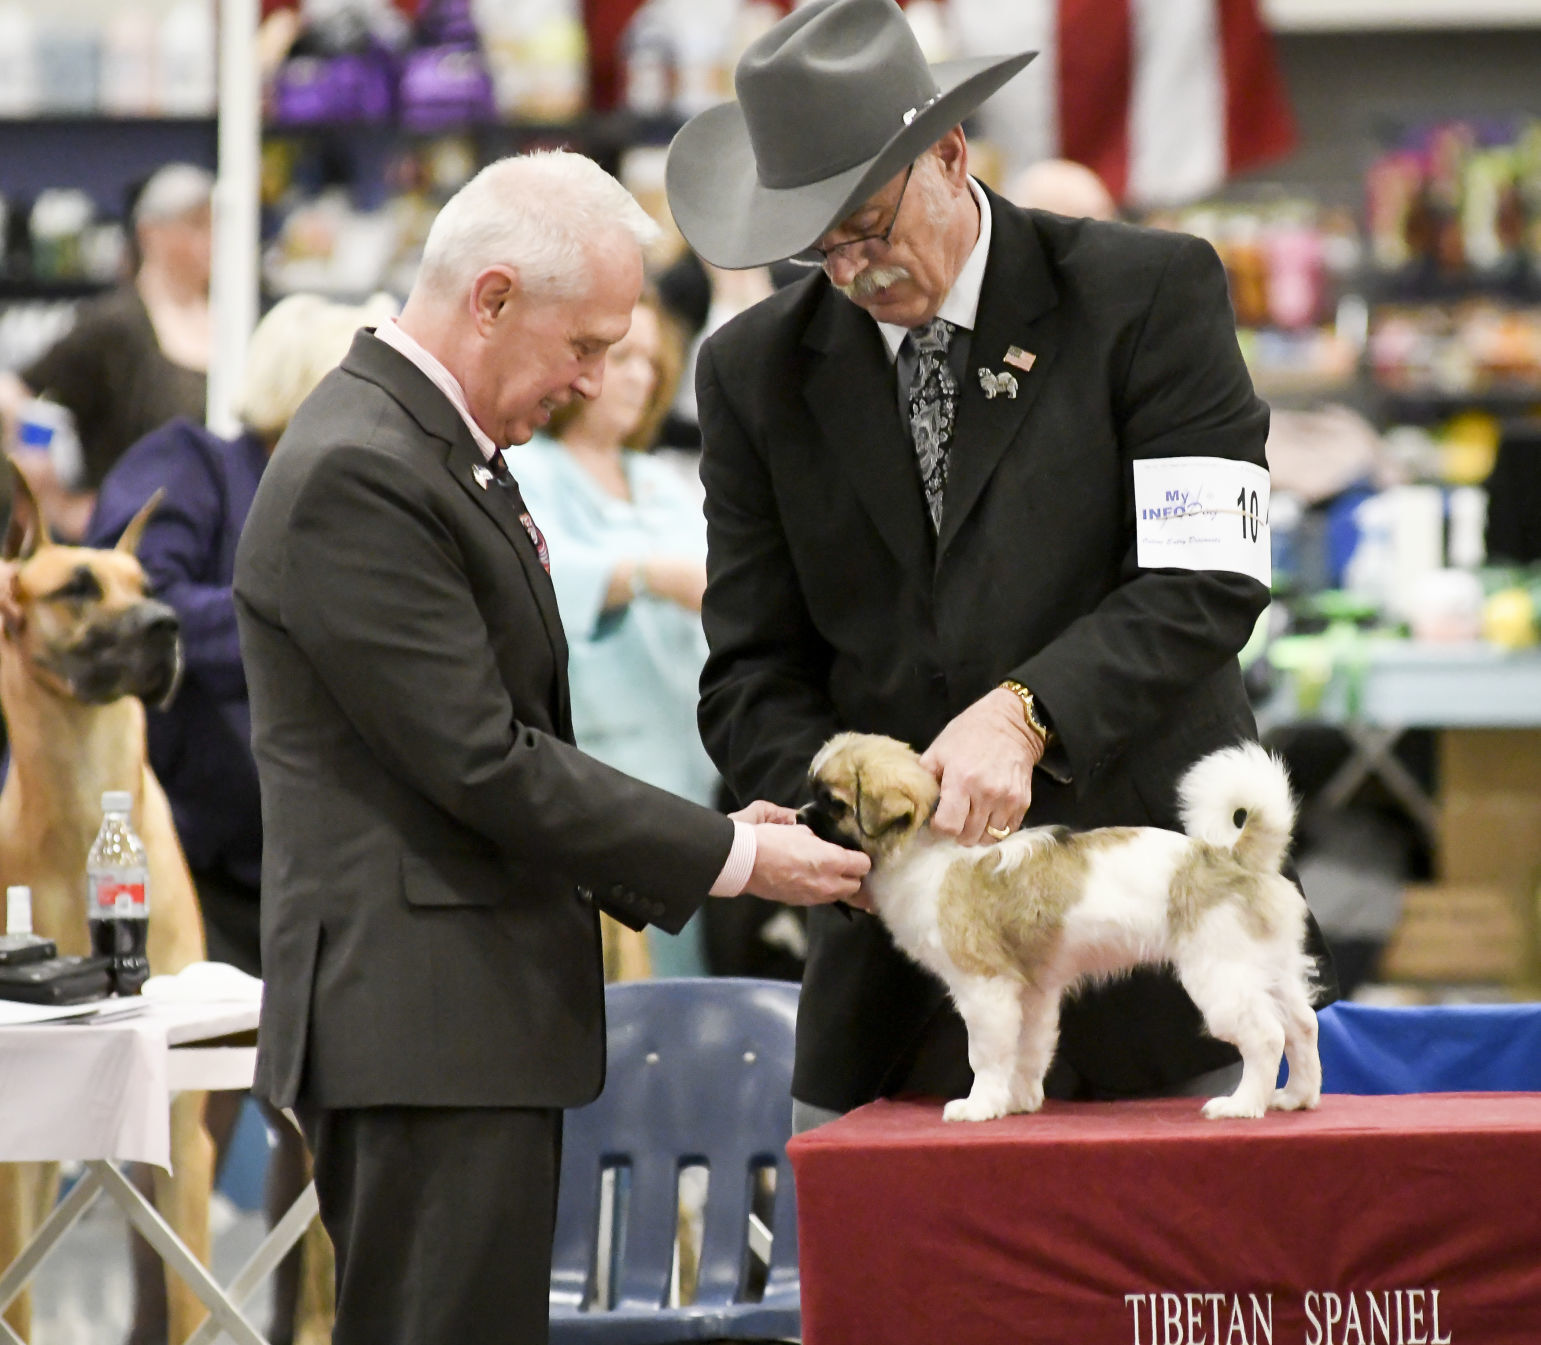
[115,488,165,558]
[3,458,45,563]
[853,769,916,838]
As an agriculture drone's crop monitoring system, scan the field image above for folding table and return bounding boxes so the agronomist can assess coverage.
[0,995,318,1345]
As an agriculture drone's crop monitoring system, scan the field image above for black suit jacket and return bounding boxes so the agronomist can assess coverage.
[696,190,1332,1111]
[235,332,735,1111]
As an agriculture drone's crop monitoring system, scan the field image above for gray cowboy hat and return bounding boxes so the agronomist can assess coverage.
[665,0,1036,270]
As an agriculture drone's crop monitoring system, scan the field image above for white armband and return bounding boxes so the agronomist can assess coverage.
[1133,457,1271,586]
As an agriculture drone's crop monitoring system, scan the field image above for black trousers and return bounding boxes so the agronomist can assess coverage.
[295,1102,563,1345]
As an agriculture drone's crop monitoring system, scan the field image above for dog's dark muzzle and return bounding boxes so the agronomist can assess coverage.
[56,601,185,709]
[796,801,867,853]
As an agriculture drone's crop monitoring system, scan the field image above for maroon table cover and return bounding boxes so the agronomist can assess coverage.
[788,1094,1541,1345]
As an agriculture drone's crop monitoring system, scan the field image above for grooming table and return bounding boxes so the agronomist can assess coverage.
[789,1093,1541,1344]
[0,994,318,1345]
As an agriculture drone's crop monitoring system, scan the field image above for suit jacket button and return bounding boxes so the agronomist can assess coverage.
[576,885,593,902]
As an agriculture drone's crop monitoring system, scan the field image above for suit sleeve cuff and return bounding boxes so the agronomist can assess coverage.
[709,821,757,897]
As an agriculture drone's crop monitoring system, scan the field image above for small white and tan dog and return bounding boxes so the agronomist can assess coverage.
[799,733,1321,1122]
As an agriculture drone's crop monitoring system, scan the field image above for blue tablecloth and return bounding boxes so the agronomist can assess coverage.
[1319,1001,1541,1094]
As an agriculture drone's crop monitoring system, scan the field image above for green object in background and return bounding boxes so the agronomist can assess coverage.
[1305,590,1381,626]
[1268,622,1395,718]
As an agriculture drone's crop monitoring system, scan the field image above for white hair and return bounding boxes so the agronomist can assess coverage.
[235,291,399,437]
[415,151,659,304]
[133,163,213,226]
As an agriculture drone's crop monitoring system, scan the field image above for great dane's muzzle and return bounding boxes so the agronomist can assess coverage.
[47,600,184,709]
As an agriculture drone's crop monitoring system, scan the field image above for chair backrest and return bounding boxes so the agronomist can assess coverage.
[550,977,801,1319]
[1319,1001,1541,1094]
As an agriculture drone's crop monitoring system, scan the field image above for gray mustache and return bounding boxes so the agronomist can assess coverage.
[837,266,911,301]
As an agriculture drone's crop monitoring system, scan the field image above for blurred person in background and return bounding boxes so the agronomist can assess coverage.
[86,289,397,1345]
[1004,157,1119,221]
[508,288,717,979]
[0,163,214,541]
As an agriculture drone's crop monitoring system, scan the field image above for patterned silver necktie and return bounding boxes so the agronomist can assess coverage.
[905,317,957,532]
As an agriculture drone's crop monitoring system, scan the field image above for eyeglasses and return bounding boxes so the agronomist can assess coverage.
[789,163,915,269]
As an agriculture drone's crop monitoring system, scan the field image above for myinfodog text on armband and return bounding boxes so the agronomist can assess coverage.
[1133,456,1272,586]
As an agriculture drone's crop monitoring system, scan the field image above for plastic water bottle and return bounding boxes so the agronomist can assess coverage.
[86,792,150,995]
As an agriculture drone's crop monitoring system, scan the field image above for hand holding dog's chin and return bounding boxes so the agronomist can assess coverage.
[729,799,800,826]
[739,823,871,907]
[921,689,1042,846]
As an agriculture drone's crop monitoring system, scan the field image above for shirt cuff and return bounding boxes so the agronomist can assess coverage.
[709,820,757,897]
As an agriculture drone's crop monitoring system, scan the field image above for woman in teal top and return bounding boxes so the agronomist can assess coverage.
[507,290,717,976]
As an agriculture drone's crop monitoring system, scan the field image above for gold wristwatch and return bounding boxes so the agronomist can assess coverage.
[999,680,1052,747]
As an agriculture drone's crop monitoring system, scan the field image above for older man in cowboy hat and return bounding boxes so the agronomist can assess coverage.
[666,0,1335,1132]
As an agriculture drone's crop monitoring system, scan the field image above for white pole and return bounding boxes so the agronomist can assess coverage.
[207,0,260,437]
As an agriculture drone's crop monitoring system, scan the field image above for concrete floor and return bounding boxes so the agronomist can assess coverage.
[29,1176,275,1345]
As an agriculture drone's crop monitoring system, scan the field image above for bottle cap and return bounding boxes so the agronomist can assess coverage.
[101,790,133,814]
[6,885,31,936]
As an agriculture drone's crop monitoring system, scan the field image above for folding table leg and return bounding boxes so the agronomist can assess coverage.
[183,1183,320,1345]
[0,1166,105,1318]
[91,1161,269,1345]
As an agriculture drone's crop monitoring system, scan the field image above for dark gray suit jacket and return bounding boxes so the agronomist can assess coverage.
[696,189,1333,1112]
[235,332,735,1111]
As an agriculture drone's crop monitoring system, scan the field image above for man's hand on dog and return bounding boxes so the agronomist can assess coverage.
[921,688,1045,845]
[731,799,873,909]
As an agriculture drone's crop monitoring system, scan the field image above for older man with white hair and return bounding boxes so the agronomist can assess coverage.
[233,151,869,1345]
[1,161,212,538]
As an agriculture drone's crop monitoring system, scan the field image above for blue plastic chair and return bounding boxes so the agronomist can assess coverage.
[549,978,803,1344]
[1318,1000,1541,1094]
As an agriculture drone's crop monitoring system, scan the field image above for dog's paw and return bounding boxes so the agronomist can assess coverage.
[1009,1077,1045,1114]
[944,1095,1009,1123]
[1270,1086,1321,1112]
[1201,1094,1267,1120]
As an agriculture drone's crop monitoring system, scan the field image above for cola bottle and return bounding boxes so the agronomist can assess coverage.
[86,791,150,995]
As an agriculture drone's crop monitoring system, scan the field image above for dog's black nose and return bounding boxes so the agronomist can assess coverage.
[135,601,181,640]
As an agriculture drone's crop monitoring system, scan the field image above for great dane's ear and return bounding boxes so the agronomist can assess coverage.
[3,458,44,563]
[115,488,165,558]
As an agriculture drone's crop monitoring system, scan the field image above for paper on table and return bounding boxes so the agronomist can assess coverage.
[0,999,112,1026]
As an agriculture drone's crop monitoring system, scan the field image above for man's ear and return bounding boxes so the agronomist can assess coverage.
[3,458,44,563]
[934,125,970,188]
[469,265,520,332]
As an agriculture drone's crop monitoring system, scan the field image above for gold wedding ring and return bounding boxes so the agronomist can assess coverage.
[986,824,1012,841]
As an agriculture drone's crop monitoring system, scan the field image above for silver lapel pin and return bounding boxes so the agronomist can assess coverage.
[978,368,1019,400]
[472,463,495,490]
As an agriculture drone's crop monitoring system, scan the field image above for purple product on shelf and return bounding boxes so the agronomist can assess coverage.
[397,44,495,133]
[269,49,395,126]
[414,0,480,47]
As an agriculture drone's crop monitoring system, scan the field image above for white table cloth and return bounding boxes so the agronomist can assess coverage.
[0,966,311,1345]
[0,967,261,1171]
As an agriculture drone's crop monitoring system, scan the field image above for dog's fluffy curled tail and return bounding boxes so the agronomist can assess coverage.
[1177,741,1296,874]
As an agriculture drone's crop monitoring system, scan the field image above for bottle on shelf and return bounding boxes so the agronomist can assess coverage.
[0,886,56,967]
[86,791,151,996]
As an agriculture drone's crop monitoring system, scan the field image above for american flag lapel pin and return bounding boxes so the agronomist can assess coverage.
[1004,346,1037,373]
